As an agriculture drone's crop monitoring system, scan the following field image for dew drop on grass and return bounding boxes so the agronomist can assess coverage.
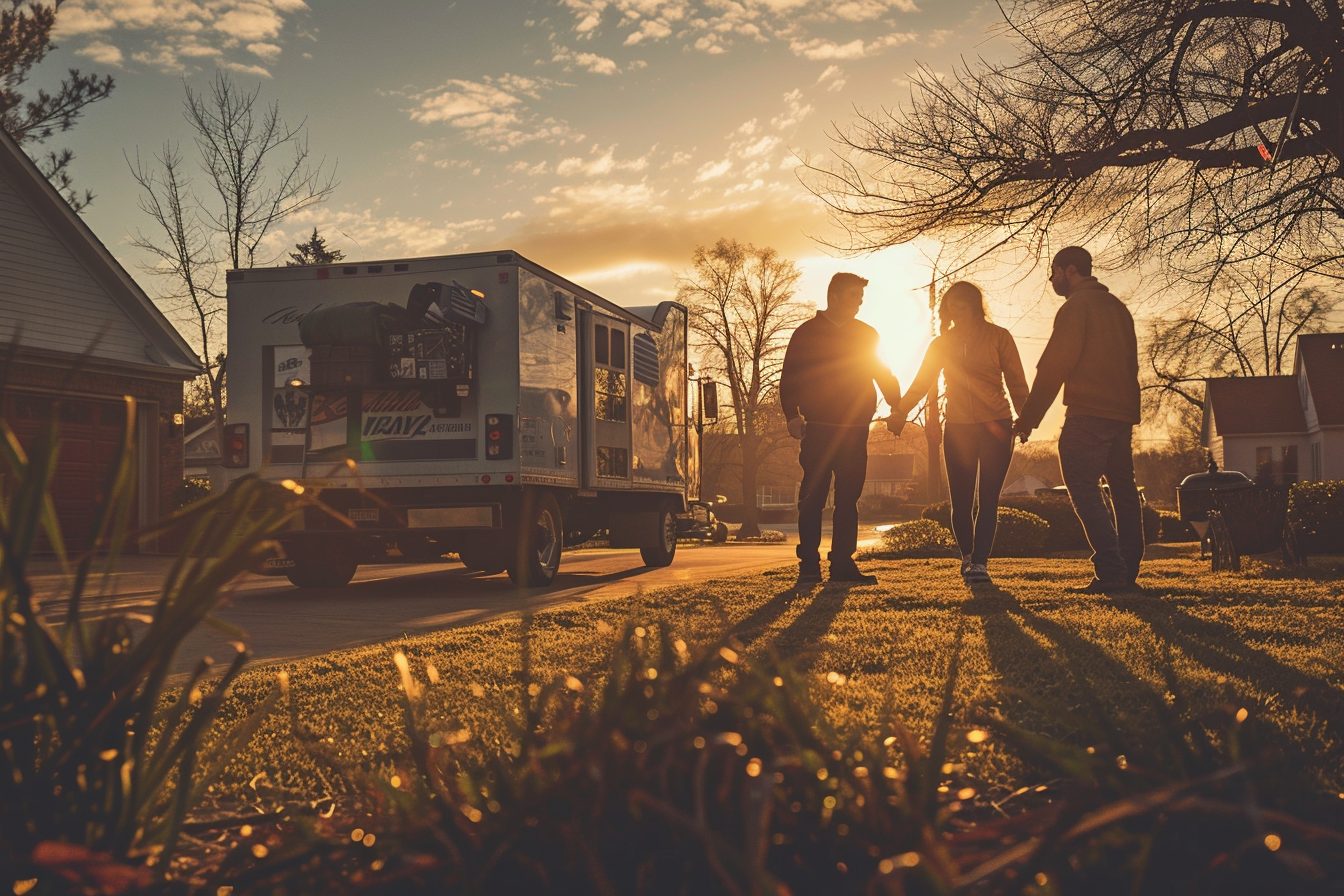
[719,646,738,663]
[251,844,268,858]
[1264,834,1281,851]
[362,833,376,847]
[635,626,647,638]
[528,683,541,697]
[746,758,762,777]
[390,775,401,789]
[239,825,253,837]
[693,737,705,749]
[883,736,897,747]
[958,788,976,800]
[1236,707,1249,723]
[1035,872,1049,886]
[773,677,784,687]
[351,829,365,842]
[99,749,117,761]
[966,729,988,744]
[471,683,485,697]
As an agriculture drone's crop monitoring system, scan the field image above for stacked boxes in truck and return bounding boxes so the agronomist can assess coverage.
[216,250,690,588]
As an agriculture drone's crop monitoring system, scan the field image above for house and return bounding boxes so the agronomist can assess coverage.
[1,127,199,551]
[1002,474,1050,496]
[1202,333,1344,483]
[183,421,222,478]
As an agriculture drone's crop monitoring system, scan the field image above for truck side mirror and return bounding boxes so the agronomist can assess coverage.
[700,380,719,424]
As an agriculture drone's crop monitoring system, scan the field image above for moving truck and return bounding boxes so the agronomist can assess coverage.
[215,250,703,588]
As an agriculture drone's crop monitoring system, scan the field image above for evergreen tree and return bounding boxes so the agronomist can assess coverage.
[287,228,345,266]
[0,0,115,210]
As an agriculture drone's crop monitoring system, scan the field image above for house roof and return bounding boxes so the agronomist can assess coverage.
[1294,333,1344,426]
[1204,376,1307,435]
[0,127,199,378]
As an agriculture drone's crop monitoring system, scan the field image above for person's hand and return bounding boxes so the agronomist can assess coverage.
[1012,418,1032,444]
[787,416,806,440]
[884,413,906,437]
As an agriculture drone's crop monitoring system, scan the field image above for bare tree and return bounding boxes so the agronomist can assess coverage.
[1,0,114,210]
[129,72,337,437]
[1145,261,1341,414]
[808,0,1344,290]
[678,239,809,538]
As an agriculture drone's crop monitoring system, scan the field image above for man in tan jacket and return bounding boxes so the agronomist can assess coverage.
[1013,247,1143,593]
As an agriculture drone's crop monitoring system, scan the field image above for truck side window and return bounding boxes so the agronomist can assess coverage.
[610,330,626,369]
[595,369,627,423]
[594,324,609,365]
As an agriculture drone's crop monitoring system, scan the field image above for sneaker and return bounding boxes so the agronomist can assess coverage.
[828,563,878,585]
[796,561,822,586]
[963,563,992,584]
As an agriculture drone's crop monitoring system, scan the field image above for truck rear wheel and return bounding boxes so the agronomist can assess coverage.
[508,490,563,588]
[640,508,679,567]
[285,553,359,589]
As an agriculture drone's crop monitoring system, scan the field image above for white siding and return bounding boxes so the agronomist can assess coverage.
[0,176,153,366]
[1324,430,1344,481]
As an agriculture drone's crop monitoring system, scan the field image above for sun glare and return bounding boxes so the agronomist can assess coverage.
[795,244,937,394]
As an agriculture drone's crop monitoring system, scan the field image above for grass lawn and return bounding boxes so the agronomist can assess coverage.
[207,546,1344,806]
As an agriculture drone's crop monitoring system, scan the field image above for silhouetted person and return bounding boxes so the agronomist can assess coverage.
[781,273,900,585]
[1013,247,1143,593]
[897,281,1027,586]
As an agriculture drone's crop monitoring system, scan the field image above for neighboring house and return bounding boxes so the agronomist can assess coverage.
[1002,474,1050,496]
[1202,333,1344,483]
[863,453,915,498]
[0,128,199,551]
[183,421,222,478]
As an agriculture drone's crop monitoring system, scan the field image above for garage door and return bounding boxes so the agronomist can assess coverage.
[4,393,132,551]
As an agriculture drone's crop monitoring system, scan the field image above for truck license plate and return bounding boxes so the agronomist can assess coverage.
[349,509,379,523]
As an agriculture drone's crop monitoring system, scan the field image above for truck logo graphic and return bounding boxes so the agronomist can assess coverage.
[363,414,433,439]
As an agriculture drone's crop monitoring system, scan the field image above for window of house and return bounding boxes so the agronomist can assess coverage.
[1281,445,1298,484]
[1255,446,1274,482]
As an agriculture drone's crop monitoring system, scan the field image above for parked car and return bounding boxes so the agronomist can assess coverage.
[678,500,728,543]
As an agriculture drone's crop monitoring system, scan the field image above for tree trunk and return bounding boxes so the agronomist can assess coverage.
[924,383,943,502]
[737,433,762,539]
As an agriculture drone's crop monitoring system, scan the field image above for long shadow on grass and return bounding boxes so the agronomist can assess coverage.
[1109,594,1344,732]
[965,584,1172,747]
[769,583,856,666]
[730,585,815,647]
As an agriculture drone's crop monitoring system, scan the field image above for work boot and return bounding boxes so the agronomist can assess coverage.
[796,560,822,586]
[828,560,877,585]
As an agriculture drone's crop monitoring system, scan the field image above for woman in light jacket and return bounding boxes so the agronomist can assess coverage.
[896,281,1028,585]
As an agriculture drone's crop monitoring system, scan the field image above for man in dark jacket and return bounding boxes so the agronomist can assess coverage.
[1013,246,1143,593]
[781,273,901,584]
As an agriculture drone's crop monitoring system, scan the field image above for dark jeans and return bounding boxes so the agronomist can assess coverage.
[1058,414,1144,584]
[796,423,869,564]
[943,419,1014,565]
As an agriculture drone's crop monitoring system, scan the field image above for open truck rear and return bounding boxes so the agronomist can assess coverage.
[213,250,694,588]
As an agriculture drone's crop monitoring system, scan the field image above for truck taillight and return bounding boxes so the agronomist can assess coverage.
[484,414,513,460]
[222,423,249,468]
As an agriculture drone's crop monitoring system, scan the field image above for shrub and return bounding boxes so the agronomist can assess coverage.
[1158,509,1195,542]
[924,496,1164,551]
[873,519,958,558]
[1288,480,1344,554]
[858,494,905,516]
[1,397,300,882]
[990,507,1050,556]
[175,475,212,508]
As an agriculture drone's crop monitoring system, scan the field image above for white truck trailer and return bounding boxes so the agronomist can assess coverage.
[215,250,699,588]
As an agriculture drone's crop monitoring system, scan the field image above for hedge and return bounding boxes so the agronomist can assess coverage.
[1289,480,1344,554]
[922,494,1161,553]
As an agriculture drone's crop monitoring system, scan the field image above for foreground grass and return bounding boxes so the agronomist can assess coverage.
[206,547,1344,805]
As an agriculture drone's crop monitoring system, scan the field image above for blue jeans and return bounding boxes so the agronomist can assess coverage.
[1058,415,1144,584]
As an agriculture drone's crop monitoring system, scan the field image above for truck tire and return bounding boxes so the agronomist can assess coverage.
[285,553,359,589]
[711,521,729,543]
[458,545,506,576]
[640,507,679,567]
[508,490,563,588]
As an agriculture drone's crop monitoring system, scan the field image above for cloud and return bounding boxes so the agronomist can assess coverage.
[509,192,831,275]
[695,159,732,182]
[277,205,499,259]
[770,89,812,131]
[55,0,310,74]
[552,45,621,75]
[408,75,572,150]
[76,40,124,66]
[788,32,917,60]
[556,144,651,176]
[534,180,666,224]
[557,0,918,55]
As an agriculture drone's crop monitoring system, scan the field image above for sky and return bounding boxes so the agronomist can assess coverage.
[37,0,1089,433]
